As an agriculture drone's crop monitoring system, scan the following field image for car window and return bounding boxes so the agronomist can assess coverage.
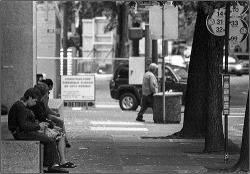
[236,55,249,61]
[164,68,175,81]
[223,56,237,63]
[172,67,188,80]
[118,65,128,78]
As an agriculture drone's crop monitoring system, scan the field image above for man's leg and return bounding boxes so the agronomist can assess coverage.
[15,131,57,168]
[57,136,76,168]
[146,94,156,122]
[57,136,67,164]
[136,95,148,121]
[49,115,71,148]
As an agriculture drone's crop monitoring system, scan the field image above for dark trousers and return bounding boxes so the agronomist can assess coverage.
[13,131,58,167]
[137,93,154,119]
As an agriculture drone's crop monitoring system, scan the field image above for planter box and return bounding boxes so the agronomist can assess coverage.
[153,92,182,123]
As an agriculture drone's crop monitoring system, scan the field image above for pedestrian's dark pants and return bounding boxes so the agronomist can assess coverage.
[137,93,154,119]
[13,131,58,167]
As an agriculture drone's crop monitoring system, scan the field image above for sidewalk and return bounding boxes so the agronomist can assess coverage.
[1,107,243,173]
[62,107,242,173]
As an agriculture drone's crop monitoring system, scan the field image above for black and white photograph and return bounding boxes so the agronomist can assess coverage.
[1,1,249,173]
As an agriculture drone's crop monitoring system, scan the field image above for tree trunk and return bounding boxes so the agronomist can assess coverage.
[232,92,249,172]
[176,3,208,138]
[114,3,129,70]
[174,4,225,152]
[203,30,224,153]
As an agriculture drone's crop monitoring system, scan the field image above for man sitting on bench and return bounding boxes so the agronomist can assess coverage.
[8,87,69,173]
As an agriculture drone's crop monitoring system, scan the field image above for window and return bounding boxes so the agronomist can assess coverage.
[118,65,128,78]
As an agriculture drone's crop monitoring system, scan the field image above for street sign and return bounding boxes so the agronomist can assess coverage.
[230,3,249,17]
[47,28,61,34]
[223,75,230,115]
[206,3,249,45]
[149,5,178,40]
[61,75,95,101]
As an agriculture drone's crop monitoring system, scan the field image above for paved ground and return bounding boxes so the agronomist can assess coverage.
[1,106,245,173]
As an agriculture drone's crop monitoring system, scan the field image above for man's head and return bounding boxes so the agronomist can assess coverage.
[149,63,158,73]
[23,88,39,107]
[41,79,53,91]
[34,84,49,101]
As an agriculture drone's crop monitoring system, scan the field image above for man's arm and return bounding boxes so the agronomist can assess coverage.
[149,74,158,94]
[43,96,60,117]
[18,108,41,131]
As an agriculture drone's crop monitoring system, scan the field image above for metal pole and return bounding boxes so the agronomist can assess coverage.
[152,40,158,64]
[62,2,68,75]
[162,5,165,123]
[145,24,150,71]
[224,2,230,163]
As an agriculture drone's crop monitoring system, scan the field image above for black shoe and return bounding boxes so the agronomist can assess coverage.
[136,118,145,122]
[65,141,71,148]
[45,166,69,173]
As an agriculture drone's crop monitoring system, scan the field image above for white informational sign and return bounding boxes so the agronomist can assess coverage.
[206,3,249,45]
[129,57,145,85]
[149,5,178,40]
[61,75,95,101]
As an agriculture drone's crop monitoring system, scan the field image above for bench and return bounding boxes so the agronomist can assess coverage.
[1,141,43,173]
[1,99,63,173]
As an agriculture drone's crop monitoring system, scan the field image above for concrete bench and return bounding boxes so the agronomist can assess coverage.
[1,140,43,173]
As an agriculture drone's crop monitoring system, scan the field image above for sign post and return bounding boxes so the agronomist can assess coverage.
[161,4,166,123]
[224,3,230,163]
[206,2,248,163]
[148,3,178,123]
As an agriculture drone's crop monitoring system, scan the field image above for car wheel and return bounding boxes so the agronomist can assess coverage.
[119,93,139,111]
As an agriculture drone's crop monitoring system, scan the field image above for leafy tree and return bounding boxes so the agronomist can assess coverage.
[177,1,197,45]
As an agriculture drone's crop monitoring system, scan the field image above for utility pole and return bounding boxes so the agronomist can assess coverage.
[161,3,166,123]
[224,2,230,164]
[62,2,68,75]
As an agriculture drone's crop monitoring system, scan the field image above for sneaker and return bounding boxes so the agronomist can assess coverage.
[45,166,69,173]
[136,118,145,122]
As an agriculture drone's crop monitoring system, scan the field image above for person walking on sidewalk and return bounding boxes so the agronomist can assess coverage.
[136,63,158,122]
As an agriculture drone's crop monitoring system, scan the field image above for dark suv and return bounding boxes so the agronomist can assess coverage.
[109,62,188,110]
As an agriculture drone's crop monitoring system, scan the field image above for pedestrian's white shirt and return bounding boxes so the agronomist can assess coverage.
[142,71,158,96]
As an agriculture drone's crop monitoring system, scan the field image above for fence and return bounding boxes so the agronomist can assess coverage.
[37,57,129,106]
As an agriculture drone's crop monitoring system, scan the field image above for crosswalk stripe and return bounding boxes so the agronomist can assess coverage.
[89,121,147,131]
[90,127,148,131]
[90,121,144,126]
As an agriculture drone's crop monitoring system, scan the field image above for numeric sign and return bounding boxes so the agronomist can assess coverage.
[206,3,249,45]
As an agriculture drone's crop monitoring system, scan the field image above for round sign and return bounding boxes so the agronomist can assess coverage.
[230,2,249,17]
[229,17,249,45]
[206,8,226,36]
[206,7,249,44]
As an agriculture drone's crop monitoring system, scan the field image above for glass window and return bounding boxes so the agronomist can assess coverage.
[172,67,188,80]
[118,65,128,78]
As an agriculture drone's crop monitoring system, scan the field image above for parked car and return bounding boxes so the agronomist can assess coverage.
[223,56,244,76]
[109,62,187,111]
[233,53,249,74]
[164,55,189,69]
